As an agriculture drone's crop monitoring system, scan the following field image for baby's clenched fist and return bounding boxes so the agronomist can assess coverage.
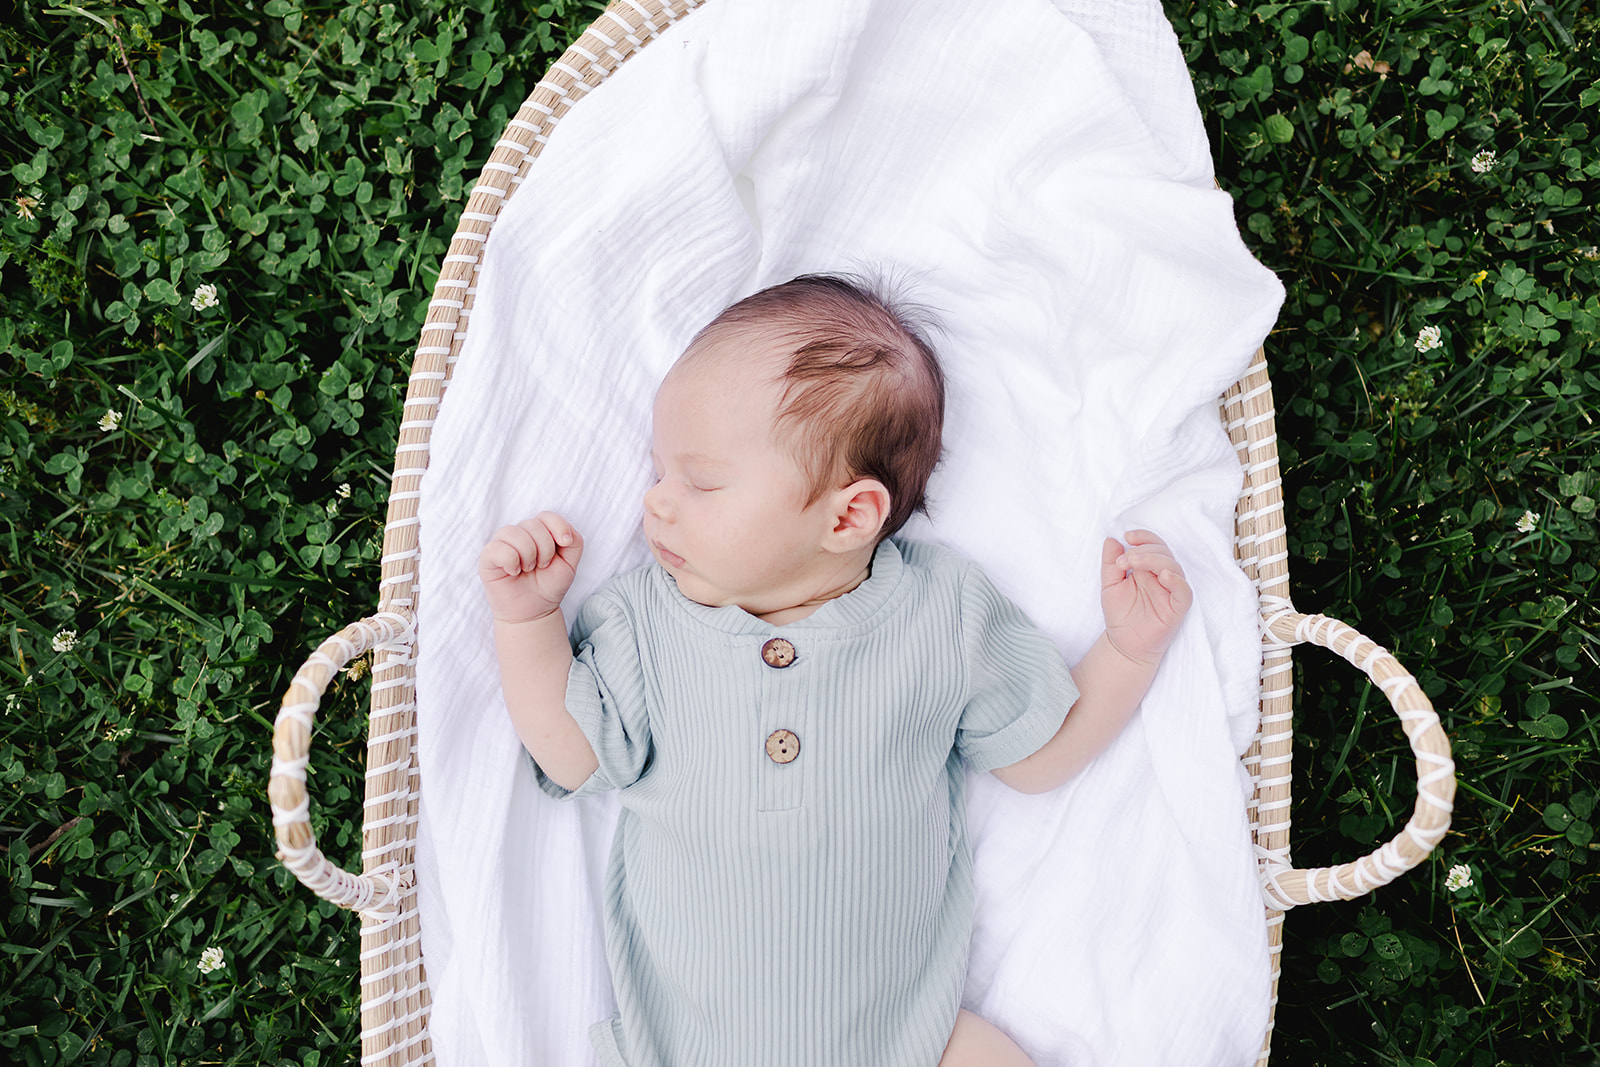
[478,511,585,623]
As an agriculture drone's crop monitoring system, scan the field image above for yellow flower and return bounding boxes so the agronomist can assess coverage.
[1470,270,1488,287]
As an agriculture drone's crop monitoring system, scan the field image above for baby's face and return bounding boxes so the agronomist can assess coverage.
[645,345,838,617]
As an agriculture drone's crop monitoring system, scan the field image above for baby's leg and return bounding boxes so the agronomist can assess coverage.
[938,1009,1036,1067]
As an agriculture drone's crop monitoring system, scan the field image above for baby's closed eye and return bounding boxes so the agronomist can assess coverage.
[678,468,721,491]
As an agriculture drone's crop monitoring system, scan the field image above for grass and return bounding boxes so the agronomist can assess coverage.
[1,0,1596,1064]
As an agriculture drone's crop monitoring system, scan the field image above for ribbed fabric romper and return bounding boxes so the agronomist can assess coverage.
[537,537,1078,1067]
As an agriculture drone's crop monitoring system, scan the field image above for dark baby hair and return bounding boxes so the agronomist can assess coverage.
[686,273,945,540]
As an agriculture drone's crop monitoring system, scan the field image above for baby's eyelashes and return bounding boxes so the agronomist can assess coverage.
[651,470,719,492]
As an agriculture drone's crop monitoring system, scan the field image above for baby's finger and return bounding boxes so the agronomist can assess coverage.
[517,517,560,569]
[1100,537,1127,589]
[501,523,546,572]
[1122,529,1171,550]
[1137,572,1188,629]
[481,526,534,576]
[478,537,521,578]
[536,511,581,553]
[1161,568,1195,614]
[1129,565,1167,601]
[1120,546,1182,578]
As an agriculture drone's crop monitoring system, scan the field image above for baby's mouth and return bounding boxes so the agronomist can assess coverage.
[652,541,686,568]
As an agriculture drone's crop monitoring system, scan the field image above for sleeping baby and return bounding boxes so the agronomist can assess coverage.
[477,274,1192,1067]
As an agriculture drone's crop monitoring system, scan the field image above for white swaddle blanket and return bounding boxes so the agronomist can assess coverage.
[414,0,1286,1063]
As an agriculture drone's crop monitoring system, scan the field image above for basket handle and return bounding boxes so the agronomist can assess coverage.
[1256,603,1456,909]
[269,610,415,918]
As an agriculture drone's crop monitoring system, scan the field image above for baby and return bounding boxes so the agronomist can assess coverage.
[478,275,1192,1067]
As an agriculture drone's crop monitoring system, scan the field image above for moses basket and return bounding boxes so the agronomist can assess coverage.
[267,2,1457,1064]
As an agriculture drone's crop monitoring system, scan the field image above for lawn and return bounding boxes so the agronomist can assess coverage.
[1,0,1596,1064]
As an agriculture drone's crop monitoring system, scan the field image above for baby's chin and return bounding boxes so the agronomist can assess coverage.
[663,568,786,617]
[651,558,716,604]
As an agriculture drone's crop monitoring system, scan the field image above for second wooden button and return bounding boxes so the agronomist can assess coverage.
[765,729,800,764]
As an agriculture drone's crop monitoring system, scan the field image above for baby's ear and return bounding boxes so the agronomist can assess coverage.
[828,478,891,549]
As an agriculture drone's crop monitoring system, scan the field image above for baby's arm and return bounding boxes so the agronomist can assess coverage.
[990,530,1192,794]
[477,512,599,792]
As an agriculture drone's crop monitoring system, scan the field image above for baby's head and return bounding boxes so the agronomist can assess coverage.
[645,274,944,617]
[684,274,945,534]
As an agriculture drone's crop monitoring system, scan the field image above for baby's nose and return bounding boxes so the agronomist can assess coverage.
[643,481,670,520]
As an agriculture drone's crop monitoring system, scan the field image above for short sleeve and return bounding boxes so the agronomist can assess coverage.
[534,588,653,800]
[954,563,1078,772]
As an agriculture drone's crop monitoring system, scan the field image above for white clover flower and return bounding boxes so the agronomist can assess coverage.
[51,630,78,653]
[336,482,352,499]
[98,409,122,432]
[190,283,220,311]
[1470,149,1497,174]
[197,946,225,974]
[1414,325,1442,353]
[1580,247,1599,261]
[1445,864,1473,891]
[1515,510,1539,533]
[15,196,40,221]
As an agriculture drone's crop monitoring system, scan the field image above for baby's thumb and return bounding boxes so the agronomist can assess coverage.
[562,525,586,565]
[1099,537,1125,590]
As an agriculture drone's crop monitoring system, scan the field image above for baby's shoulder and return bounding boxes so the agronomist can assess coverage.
[890,536,981,591]
[890,537,1029,625]
[569,561,662,632]
[585,560,658,602]
[883,537,979,604]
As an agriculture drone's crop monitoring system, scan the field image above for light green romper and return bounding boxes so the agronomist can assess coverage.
[539,538,1077,1067]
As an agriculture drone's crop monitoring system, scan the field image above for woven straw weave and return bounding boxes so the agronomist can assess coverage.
[268,3,1455,1064]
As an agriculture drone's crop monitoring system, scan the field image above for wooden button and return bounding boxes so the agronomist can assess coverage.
[765,729,800,764]
[760,637,796,668]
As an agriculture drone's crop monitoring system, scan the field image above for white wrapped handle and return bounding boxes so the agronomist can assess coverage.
[269,610,415,918]
[1257,607,1455,909]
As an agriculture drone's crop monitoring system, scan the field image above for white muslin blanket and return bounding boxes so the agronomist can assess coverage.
[414,0,1285,1064]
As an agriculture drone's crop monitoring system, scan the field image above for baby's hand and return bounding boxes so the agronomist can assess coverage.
[478,512,585,623]
[1100,530,1192,665]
